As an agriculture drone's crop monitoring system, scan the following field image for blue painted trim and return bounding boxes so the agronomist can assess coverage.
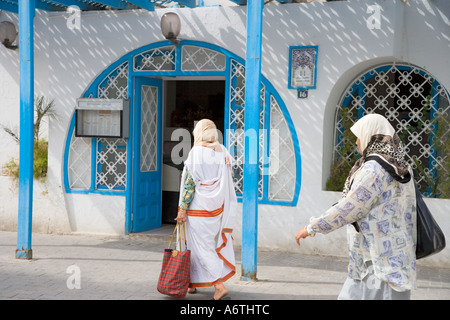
[176,0,196,8]
[0,1,18,13]
[16,0,35,260]
[125,67,135,233]
[84,0,128,9]
[125,0,155,11]
[91,137,97,191]
[63,112,75,194]
[288,45,318,90]
[175,43,182,72]
[266,83,302,206]
[223,58,231,147]
[241,0,263,282]
[6,0,66,12]
[262,87,270,201]
[42,0,100,10]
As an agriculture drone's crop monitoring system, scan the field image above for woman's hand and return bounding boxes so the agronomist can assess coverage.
[175,209,187,224]
[295,226,310,246]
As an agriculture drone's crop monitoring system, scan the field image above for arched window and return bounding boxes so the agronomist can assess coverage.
[328,63,450,198]
[64,41,301,206]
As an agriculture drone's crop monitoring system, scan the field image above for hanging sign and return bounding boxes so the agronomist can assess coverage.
[288,45,318,90]
[75,98,130,139]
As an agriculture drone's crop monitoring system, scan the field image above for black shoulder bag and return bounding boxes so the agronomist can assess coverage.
[414,183,446,259]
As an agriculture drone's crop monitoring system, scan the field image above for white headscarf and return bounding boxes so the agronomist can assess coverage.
[342,113,411,197]
[350,113,395,153]
[193,119,221,151]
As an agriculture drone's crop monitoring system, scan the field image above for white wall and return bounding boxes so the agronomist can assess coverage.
[0,11,20,170]
[0,0,449,266]
[0,10,70,235]
[258,0,450,267]
[44,6,248,234]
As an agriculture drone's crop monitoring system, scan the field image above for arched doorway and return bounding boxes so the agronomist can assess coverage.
[63,40,302,233]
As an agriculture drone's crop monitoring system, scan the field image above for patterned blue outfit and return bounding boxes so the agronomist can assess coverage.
[308,160,416,293]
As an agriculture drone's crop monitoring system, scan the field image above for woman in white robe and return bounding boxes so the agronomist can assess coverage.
[175,119,237,300]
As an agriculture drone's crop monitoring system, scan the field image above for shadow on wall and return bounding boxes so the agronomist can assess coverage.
[261,0,450,193]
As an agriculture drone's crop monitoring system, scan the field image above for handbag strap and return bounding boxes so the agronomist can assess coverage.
[168,223,187,249]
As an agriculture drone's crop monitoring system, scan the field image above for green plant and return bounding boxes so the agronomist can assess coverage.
[1,96,56,182]
[33,139,49,180]
[34,96,56,143]
[326,106,359,192]
[4,158,19,180]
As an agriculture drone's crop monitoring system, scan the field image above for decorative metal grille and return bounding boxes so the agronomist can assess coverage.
[95,61,129,190]
[98,61,129,99]
[268,96,296,201]
[181,45,226,71]
[68,132,91,189]
[96,138,127,190]
[227,60,267,199]
[134,46,176,71]
[140,85,158,172]
[228,60,246,194]
[333,63,450,198]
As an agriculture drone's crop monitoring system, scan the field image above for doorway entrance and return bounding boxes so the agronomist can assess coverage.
[65,40,300,235]
[161,79,225,224]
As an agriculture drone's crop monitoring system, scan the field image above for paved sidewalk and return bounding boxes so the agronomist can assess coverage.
[0,228,449,300]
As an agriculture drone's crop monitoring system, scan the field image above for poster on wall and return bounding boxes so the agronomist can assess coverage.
[75,98,129,138]
[288,46,318,89]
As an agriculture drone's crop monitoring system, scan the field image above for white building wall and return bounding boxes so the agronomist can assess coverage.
[0,10,71,234]
[0,0,449,267]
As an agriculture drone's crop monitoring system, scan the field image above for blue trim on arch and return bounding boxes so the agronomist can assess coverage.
[125,67,135,233]
[63,40,301,206]
[266,81,302,206]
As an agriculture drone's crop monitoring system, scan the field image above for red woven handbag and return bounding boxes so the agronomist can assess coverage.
[157,223,191,298]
